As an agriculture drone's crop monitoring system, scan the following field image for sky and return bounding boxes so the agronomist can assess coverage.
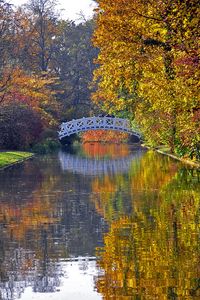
[20,261,101,300]
[10,0,96,21]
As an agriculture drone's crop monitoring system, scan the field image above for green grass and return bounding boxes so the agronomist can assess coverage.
[0,151,33,168]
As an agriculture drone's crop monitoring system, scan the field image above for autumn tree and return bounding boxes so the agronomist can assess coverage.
[14,5,98,120]
[82,129,128,143]
[0,67,59,121]
[93,0,200,158]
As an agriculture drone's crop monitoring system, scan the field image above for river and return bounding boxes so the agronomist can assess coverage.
[0,144,199,299]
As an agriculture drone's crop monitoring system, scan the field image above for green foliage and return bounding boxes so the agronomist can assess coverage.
[40,128,59,140]
[32,138,60,154]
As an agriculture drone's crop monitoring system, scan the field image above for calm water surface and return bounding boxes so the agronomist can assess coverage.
[0,144,199,299]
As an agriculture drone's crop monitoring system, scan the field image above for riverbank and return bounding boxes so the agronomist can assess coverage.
[142,145,200,169]
[0,151,34,170]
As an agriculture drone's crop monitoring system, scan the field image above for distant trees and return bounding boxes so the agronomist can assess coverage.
[17,0,59,73]
[15,0,98,120]
[0,0,59,150]
[0,1,17,101]
[51,19,98,119]
[0,0,15,70]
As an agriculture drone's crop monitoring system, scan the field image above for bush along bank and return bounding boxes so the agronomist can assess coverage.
[31,138,61,154]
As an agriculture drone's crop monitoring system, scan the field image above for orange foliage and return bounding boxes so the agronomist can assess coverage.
[0,67,59,126]
[0,197,58,241]
[82,130,128,143]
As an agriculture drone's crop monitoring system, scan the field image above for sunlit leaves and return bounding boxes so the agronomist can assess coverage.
[93,0,200,159]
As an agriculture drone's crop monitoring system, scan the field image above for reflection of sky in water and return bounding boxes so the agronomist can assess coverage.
[20,260,102,300]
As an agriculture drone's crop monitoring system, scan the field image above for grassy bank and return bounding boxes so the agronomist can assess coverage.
[0,151,34,169]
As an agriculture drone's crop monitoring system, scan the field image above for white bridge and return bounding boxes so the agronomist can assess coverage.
[58,116,140,140]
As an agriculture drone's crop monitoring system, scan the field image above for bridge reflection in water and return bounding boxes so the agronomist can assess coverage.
[58,148,143,176]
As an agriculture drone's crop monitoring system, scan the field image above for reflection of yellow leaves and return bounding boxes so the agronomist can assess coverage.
[96,195,200,298]
[93,151,200,298]
[91,175,124,219]
[91,151,178,221]
[130,151,177,192]
[93,176,116,194]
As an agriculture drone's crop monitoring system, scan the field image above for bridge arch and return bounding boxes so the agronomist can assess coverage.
[58,116,141,142]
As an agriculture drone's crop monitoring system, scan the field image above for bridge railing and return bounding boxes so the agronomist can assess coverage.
[58,116,140,139]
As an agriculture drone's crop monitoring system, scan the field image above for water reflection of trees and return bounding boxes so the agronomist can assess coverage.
[91,151,178,221]
[1,146,199,300]
[94,153,200,299]
[0,155,107,300]
[82,143,131,159]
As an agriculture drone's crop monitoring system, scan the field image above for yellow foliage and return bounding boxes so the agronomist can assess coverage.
[93,0,200,156]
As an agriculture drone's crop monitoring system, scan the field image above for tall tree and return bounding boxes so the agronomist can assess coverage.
[0,0,14,70]
[0,1,18,98]
[20,0,59,73]
[51,19,98,119]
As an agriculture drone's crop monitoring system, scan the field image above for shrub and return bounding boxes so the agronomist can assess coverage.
[0,103,43,150]
[32,138,60,154]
